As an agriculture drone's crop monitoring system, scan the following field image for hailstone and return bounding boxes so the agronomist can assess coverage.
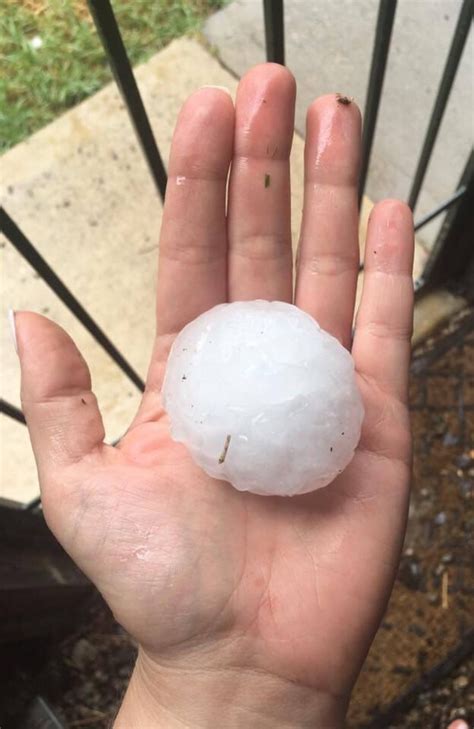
[162,301,364,497]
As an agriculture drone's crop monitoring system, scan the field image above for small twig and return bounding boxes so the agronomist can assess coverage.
[218,434,231,464]
[441,570,449,609]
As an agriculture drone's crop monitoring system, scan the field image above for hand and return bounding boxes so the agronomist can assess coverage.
[16,64,414,728]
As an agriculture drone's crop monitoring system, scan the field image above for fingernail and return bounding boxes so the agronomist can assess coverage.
[7,308,18,354]
[449,721,469,729]
[201,85,232,96]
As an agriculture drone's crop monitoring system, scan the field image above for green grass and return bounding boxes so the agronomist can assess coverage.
[1,0,224,152]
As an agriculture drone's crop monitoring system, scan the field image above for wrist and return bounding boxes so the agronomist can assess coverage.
[114,647,347,729]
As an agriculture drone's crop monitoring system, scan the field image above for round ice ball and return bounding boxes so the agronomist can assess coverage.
[162,301,364,497]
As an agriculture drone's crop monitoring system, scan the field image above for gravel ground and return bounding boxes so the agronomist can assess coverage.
[348,309,474,728]
[40,599,135,727]
[387,654,473,728]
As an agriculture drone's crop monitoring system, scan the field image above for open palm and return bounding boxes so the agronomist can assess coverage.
[17,65,414,725]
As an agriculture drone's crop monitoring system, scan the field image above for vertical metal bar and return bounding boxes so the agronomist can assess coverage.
[358,0,398,205]
[1,399,26,425]
[263,0,285,64]
[417,149,474,293]
[86,0,167,200]
[408,0,472,211]
[0,208,145,392]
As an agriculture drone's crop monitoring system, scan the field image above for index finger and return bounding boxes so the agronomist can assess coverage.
[155,87,234,339]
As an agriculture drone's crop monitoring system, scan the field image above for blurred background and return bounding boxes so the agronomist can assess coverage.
[1,1,473,727]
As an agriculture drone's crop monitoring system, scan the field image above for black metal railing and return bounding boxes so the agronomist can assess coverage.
[263,0,285,65]
[2,0,473,503]
[407,0,472,212]
[416,149,474,291]
[87,0,167,200]
[358,0,398,207]
[0,399,26,425]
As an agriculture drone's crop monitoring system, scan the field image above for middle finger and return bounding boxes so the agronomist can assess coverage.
[227,64,296,302]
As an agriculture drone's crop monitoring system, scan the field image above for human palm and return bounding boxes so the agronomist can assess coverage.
[17,65,414,724]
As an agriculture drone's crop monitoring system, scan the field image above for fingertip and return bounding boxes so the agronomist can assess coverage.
[17,312,91,402]
[233,63,296,160]
[15,309,54,330]
[193,84,234,107]
[15,310,74,358]
[365,199,414,274]
[307,93,362,127]
[201,84,233,97]
[14,310,51,357]
[239,62,296,91]
[371,198,413,226]
[179,84,235,126]
[305,93,361,185]
[236,62,297,115]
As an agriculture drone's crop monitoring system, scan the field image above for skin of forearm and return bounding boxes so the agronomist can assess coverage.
[114,649,347,729]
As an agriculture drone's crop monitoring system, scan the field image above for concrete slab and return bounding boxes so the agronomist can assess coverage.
[204,0,473,249]
[1,36,427,504]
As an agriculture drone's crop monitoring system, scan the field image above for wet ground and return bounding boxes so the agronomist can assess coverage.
[3,309,474,729]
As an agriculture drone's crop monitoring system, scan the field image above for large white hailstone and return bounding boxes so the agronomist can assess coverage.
[162,301,364,497]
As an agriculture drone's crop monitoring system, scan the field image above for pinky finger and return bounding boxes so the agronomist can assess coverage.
[352,200,414,403]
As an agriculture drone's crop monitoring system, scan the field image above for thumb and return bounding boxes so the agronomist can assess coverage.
[14,311,105,480]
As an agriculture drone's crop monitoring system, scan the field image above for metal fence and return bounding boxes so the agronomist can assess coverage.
[1,0,473,509]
